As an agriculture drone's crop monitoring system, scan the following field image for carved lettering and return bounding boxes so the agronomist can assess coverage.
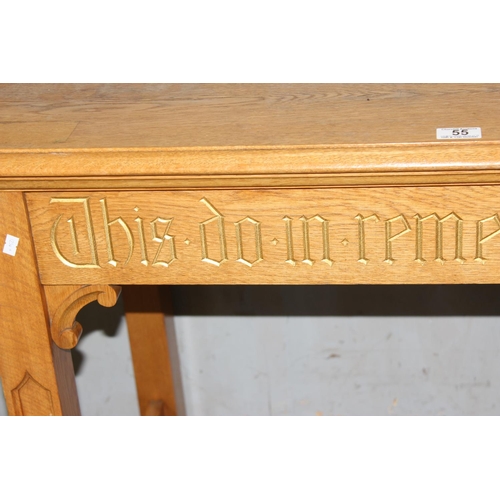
[384,214,411,264]
[355,214,379,264]
[100,198,134,267]
[199,198,228,266]
[135,214,149,266]
[283,215,332,266]
[300,215,333,266]
[475,214,500,263]
[46,195,500,272]
[414,212,465,264]
[235,217,263,267]
[150,217,177,267]
[50,198,100,269]
[283,216,296,266]
[67,217,80,255]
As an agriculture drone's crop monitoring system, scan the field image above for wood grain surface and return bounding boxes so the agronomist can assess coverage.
[0,192,80,415]
[25,186,500,285]
[2,85,500,416]
[1,84,499,148]
[123,285,179,416]
[3,143,500,191]
[1,84,499,190]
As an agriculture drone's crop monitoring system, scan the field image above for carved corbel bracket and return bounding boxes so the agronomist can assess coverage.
[44,285,122,349]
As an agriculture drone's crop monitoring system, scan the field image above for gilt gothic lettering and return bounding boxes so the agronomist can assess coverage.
[48,196,500,270]
[414,212,465,264]
[50,198,100,269]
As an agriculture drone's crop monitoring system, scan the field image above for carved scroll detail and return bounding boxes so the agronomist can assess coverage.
[48,285,121,349]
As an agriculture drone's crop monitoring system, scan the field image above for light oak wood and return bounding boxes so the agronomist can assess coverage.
[1,84,499,148]
[44,285,122,349]
[0,85,499,191]
[145,400,166,416]
[1,84,500,415]
[0,192,80,415]
[123,286,180,416]
[24,186,500,285]
[3,143,500,191]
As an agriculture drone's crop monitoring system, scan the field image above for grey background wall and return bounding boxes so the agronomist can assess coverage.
[2,285,500,416]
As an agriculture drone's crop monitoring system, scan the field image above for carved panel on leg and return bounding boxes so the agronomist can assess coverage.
[12,372,55,416]
[0,192,80,416]
[44,285,122,350]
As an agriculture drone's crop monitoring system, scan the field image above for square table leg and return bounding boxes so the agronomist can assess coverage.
[123,285,183,416]
[0,192,80,416]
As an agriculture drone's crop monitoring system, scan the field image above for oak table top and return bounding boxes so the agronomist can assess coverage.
[1,83,500,191]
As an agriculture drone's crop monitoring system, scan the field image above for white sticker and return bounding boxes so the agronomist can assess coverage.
[436,127,482,139]
[3,234,20,256]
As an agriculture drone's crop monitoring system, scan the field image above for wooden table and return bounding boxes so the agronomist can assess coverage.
[1,84,500,415]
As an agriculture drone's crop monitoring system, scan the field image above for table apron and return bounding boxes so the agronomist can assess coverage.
[24,186,500,285]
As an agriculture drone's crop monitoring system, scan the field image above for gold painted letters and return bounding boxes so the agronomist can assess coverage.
[151,217,177,267]
[47,196,500,271]
[283,216,296,266]
[475,214,500,263]
[414,212,465,264]
[100,198,134,267]
[235,217,263,267]
[135,214,149,266]
[300,215,333,266]
[50,198,100,269]
[283,215,333,266]
[199,197,228,266]
[355,214,379,264]
[384,214,411,264]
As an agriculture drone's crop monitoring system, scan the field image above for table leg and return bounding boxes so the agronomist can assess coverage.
[123,285,182,416]
[0,192,80,416]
